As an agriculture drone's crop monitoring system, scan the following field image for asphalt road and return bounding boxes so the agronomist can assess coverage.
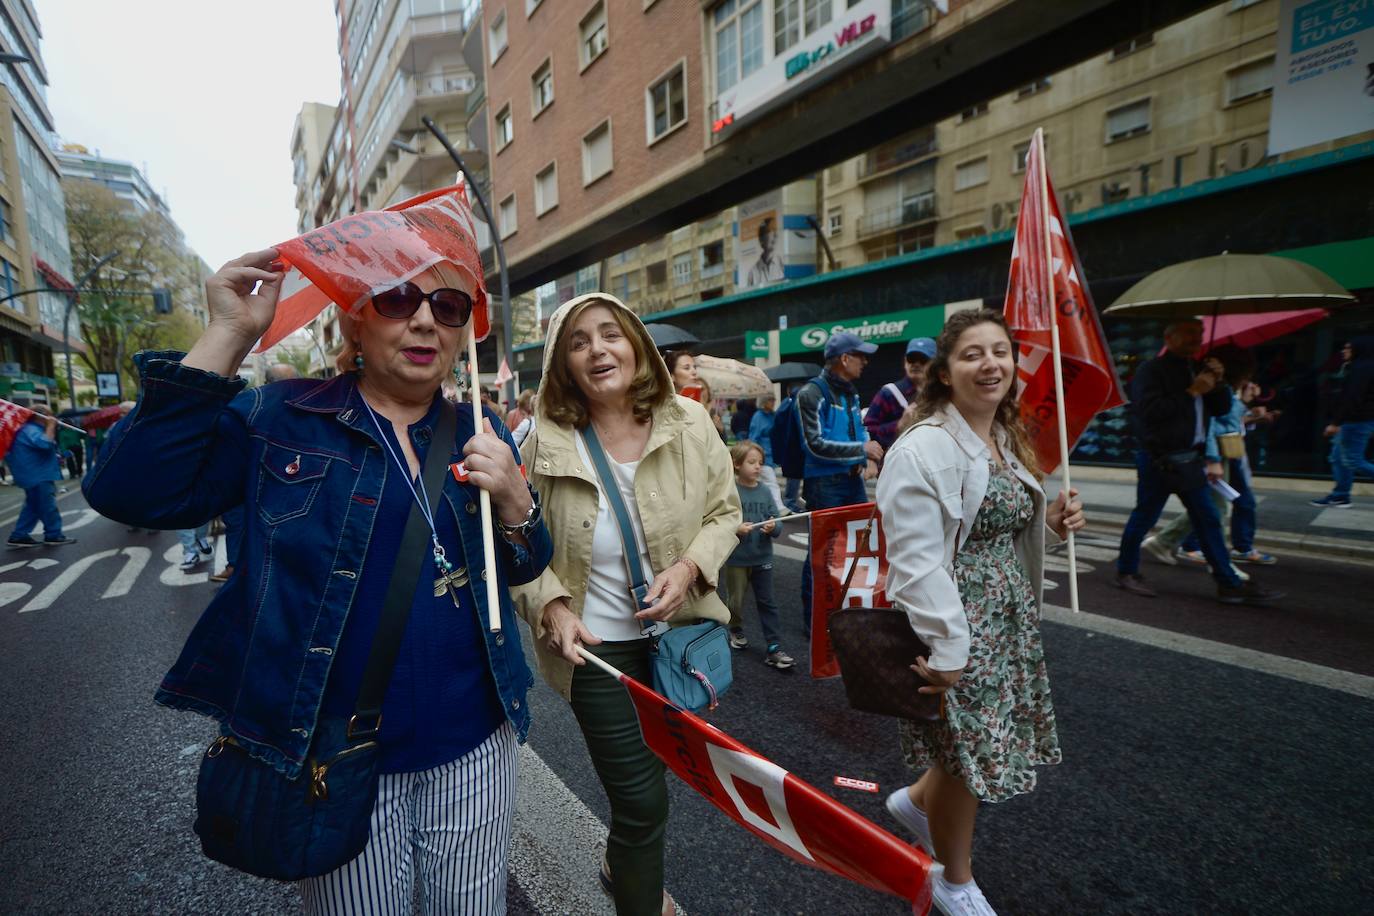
[1,497,1371,914]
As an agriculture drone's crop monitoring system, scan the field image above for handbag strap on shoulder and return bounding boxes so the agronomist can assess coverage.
[351,399,458,738]
[580,424,649,597]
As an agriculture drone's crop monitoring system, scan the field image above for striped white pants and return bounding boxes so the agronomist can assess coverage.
[301,722,518,916]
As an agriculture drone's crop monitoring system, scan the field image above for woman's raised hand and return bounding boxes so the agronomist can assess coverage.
[204,248,285,344]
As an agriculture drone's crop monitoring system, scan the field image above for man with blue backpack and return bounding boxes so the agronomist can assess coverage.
[772,331,883,639]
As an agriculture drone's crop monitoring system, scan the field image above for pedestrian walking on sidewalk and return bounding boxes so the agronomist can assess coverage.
[1312,336,1374,508]
[1143,346,1275,569]
[876,309,1085,916]
[1114,319,1281,604]
[513,293,740,916]
[5,405,76,548]
[84,246,552,914]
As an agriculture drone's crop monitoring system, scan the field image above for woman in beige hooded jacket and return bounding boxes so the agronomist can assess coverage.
[512,293,740,916]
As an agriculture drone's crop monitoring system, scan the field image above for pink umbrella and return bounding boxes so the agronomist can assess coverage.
[1156,309,1328,354]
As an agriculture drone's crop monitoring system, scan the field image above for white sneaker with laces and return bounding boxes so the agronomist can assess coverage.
[884,789,935,857]
[932,876,998,916]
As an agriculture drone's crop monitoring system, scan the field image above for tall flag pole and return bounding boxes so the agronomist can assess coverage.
[1004,128,1126,612]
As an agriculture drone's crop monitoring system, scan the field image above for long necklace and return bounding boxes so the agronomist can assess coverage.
[360,396,455,581]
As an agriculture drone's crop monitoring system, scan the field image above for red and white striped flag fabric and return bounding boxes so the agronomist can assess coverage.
[1003,130,1124,473]
[493,358,514,387]
[0,397,35,462]
[617,669,934,910]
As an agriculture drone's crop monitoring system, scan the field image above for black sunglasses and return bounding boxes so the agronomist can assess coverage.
[371,281,473,328]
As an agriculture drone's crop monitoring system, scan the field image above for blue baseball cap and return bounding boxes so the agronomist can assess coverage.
[906,337,937,360]
[824,331,879,360]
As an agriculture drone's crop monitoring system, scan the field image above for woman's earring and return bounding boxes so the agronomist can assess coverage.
[353,348,364,370]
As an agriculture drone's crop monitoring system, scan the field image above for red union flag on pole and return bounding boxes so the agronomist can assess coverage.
[577,648,934,911]
[808,503,890,679]
[1003,129,1124,474]
[0,397,35,462]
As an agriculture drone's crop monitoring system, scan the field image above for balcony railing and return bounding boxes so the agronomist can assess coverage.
[417,72,476,99]
[858,132,937,179]
[856,193,937,237]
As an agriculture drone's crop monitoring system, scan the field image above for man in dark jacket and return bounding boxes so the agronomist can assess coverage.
[1311,336,1374,508]
[1115,319,1280,604]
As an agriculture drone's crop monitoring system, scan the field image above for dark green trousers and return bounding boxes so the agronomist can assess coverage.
[571,640,668,916]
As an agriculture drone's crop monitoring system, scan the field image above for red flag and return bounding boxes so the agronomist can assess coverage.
[0,397,34,462]
[257,184,490,353]
[808,503,891,679]
[619,671,933,909]
[493,358,514,387]
[1003,131,1125,474]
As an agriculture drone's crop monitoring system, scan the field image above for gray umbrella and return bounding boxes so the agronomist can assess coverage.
[645,323,700,351]
[765,362,822,383]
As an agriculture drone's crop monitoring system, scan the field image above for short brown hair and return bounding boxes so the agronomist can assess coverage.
[542,297,673,428]
[730,440,765,468]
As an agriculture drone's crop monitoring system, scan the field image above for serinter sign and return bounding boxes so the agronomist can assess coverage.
[712,0,892,136]
[778,305,947,356]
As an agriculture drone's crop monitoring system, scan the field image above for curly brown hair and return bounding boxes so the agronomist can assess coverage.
[912,308,1042,480]
[541,297,673,428]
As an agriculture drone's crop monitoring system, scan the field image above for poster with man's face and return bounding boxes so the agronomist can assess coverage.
[737,191,784,290]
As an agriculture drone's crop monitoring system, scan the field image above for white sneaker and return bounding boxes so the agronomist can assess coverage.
[180,552,202,573]
[932,876,998,916]
[884,788,935,857]
[1141,536,1177,566]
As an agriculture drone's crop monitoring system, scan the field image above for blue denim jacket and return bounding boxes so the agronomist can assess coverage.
[83,351,552,779]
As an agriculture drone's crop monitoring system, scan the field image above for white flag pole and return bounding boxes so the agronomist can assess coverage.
[576,645,625,680]
[1036,128,1080,613]
[467,333,504,632]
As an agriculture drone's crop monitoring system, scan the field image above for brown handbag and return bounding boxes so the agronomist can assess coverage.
[826,507,943,722]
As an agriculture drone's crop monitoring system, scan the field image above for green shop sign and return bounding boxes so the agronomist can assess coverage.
[749,305,947,358]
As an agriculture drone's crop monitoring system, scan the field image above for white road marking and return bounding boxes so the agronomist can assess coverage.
[0,582,31,607]
[19,548,150,613]
[27,558,57,570]
[1312,506,1374,532]
[102,547,150,599]
[0,487,85,528]
[1043,603,1374,698]
[60,508,103,532]
[1,560,26,574]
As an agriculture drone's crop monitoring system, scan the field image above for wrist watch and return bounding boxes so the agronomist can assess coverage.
[497,487,542,539]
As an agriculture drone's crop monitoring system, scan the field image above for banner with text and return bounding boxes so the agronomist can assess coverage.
[809,503,891,679]
[1269,0,1374,154]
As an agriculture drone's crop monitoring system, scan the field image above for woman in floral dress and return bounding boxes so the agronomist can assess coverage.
[875,309,1086,916]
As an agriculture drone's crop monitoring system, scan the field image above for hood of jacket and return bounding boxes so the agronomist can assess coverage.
[534,292,678,424]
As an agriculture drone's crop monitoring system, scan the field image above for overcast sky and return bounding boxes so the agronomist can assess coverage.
[39,0,343,270]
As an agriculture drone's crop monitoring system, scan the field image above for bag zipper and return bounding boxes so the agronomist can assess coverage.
[204,735,377,803]
[679,627,723,675]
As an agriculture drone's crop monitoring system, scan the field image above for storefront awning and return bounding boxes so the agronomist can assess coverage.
[1278,237,1374,293]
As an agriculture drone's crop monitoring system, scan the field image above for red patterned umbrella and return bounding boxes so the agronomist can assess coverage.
[81,404,126,431]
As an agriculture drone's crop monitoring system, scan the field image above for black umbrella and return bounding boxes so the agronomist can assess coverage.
[765,362,821,383]
[645,323,700,351]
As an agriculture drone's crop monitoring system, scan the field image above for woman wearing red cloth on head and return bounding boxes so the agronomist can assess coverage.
[84,238,552,914]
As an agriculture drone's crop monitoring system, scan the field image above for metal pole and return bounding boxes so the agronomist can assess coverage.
[419,116,515,407]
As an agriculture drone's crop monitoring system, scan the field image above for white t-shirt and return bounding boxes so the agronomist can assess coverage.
[574,433,664,641]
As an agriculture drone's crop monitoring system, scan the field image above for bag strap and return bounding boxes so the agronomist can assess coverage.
[837,503,881,597]
[350,398,458,739]
[580,424,649,599]
[883,382,909,410]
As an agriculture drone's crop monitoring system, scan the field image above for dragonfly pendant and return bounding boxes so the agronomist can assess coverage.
[433,567,470,605]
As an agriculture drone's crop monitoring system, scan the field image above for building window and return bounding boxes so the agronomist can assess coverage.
[714,0,764,93]
[1015,77,1051,99]
[1225,56,1274,105]
[958,101,989,122]
[1110,32,1153,59]
[700,240,725,278]
[955,225,987,241]
[0,257,16,304]
[0,198,11,244]
[611,270,641,302]
[672,252,692,286]
[498,194,517,238]
[534,163,558,216]
[1101,179,1131,205]
[827,207,843,237]
[580,2,608,69]
[531,60,554,116]
[495,104,513,149]
[647,63,687,142]
[774,0,801,54]
[646,260,668,287]
[1105,98,1150,142]
[954,156,989,191]
[582,120,613,185]
[489,10,507,62]
[826,164,845,184]
[802,0,832,35]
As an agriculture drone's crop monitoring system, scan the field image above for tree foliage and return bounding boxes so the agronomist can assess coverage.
[62,179,205,387]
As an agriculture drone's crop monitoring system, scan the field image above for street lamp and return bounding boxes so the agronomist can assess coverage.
[63,251,120,410]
